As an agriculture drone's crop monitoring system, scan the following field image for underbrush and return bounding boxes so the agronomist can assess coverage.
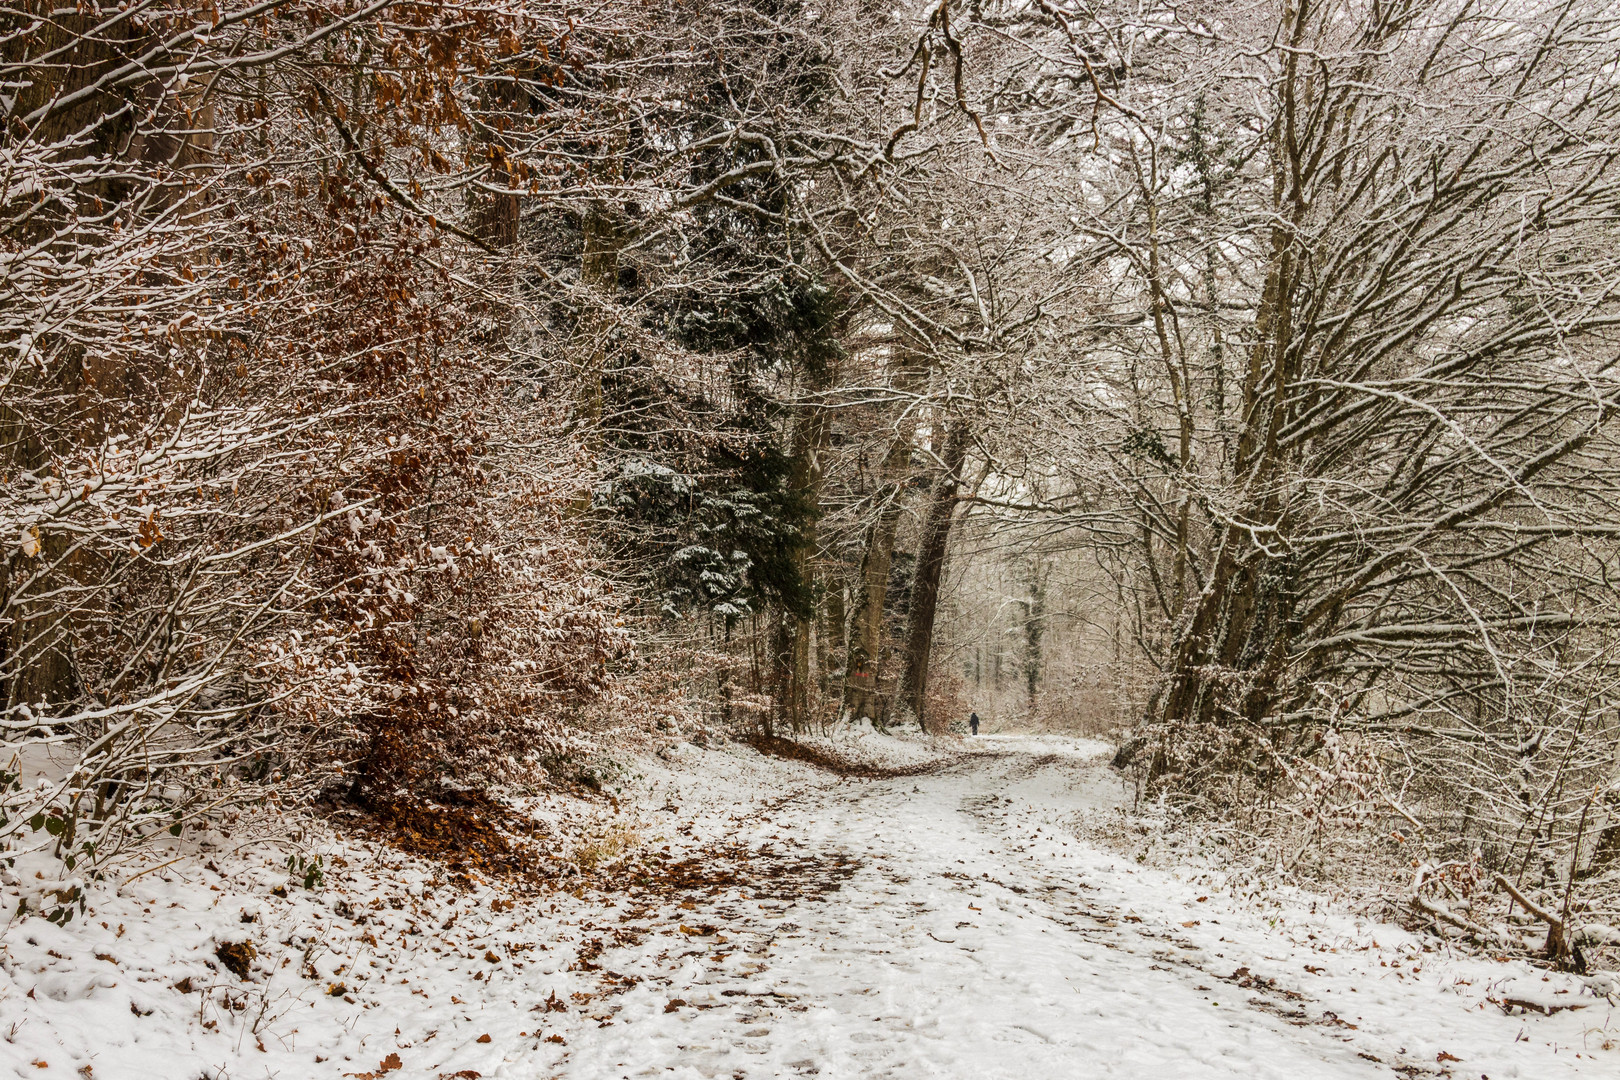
[1105,723,1620,976]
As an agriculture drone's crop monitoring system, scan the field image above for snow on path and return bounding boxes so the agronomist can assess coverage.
[1,735,1614,1079]
[562,738,1615,1079]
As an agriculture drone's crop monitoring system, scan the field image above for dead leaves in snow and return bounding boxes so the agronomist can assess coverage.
[348,787,555,887]
[678,923,719,936]
[345,1052,403,1079]
[215,940,256,979]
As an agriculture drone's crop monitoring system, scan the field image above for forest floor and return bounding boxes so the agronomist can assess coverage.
[2,733,1617,1079]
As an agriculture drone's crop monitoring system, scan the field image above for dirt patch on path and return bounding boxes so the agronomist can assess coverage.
[746,734,959,779]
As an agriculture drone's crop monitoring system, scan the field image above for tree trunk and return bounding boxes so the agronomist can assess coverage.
[1,11,179,717]
[819,579,844,705]
[843,428,921,723]
[843,496,904,724]
[843,352,926,724]
[771,609,814,735]
[1022,558,1046,703]
[899,419,970,731]
[1154,168,1306,737]
[770,347,841,733]
[574,203,621,450]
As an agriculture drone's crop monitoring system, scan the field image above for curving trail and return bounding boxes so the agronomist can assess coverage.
[554,736,1612,1079]
[4,736,1610,1079]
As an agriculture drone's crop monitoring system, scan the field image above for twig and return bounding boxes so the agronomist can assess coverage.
[1409,893,1492,939]
[1408,862,1492,939]
[119,856,188,890]
[1493,871,1577,967]
[1378,775,1425,834]
[1492,872,1560,927]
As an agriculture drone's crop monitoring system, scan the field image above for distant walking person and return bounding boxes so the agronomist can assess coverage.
[969,712,980,736]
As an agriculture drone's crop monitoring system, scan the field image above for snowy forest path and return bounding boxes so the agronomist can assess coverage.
[557,737,1607,1079]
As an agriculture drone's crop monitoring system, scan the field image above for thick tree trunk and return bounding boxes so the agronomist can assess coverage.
[842,497,904,724]
[843,354,926,724]
[769,336,842,732]
[1156,541,1296,731]
[899,420,969,731]
[843,441,918,723]
[771,413,834,732]
[1156,217,1302,737]
[771,609,814,734]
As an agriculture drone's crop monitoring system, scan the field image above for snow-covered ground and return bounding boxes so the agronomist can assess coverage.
[2,734,1616,1078]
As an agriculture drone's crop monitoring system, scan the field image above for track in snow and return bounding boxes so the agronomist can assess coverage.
[7,736,1609,1079]
[554,737,1614,1079]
